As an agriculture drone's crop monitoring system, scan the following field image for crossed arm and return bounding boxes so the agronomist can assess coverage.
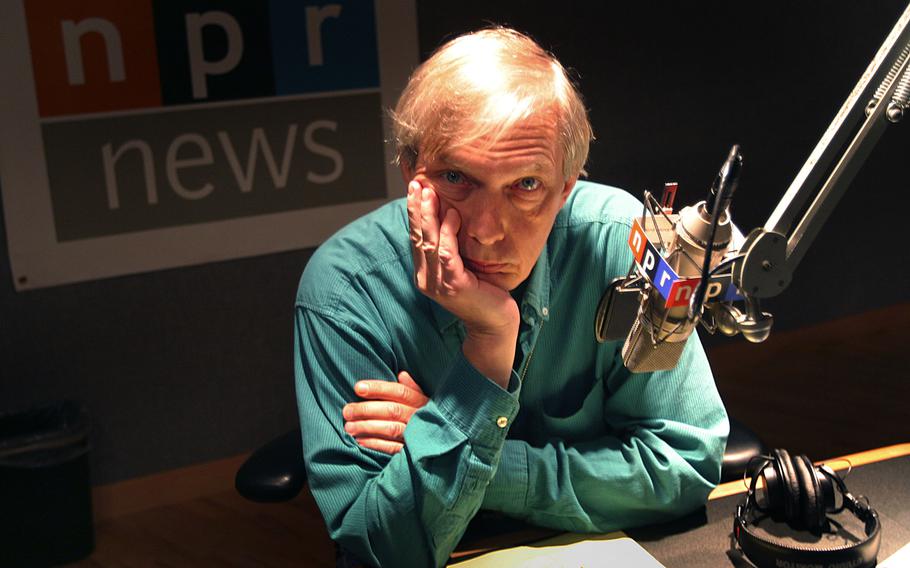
[304,307,726,565]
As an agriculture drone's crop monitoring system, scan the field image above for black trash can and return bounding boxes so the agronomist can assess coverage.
[0,401,94,567]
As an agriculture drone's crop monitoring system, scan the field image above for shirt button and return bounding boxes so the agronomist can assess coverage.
[496,416,508,428]
[541,307,549,317]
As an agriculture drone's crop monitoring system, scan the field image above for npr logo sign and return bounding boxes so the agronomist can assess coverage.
[1,1,415,289]
[24,0,384,241]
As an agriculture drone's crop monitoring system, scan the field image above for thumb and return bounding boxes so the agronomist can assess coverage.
[397,370,425,395]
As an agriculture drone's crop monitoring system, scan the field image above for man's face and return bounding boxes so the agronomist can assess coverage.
[404,112,577,291]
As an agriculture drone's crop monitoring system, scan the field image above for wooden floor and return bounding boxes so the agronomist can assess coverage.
[68,303,909,567]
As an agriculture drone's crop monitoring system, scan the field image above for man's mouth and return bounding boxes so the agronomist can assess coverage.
[464,259,509,274]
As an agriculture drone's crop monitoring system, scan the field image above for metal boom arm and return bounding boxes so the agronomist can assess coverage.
[735,3,910,299]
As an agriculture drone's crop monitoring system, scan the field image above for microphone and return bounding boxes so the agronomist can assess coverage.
[621,146,742,372]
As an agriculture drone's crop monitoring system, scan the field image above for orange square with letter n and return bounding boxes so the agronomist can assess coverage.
[24,0,161,117]
[628,219,647,263]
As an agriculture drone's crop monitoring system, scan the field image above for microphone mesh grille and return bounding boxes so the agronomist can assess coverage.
[622,315,687,373]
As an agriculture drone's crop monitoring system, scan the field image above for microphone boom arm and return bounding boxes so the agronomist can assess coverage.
[735,3,910,299]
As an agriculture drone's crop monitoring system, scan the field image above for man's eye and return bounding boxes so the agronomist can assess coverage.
[443,171,464,184]
[516,177,541,192]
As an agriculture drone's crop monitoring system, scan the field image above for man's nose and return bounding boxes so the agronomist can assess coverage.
[463,193,506,246]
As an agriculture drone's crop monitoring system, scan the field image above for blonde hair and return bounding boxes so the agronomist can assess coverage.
[391,27,593,179]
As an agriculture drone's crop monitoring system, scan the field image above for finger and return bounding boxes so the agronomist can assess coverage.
[406,180,427,287]
[397,371,426,396]
[356,437,403,455]
[344,419,406,441]
[343,400,416,422]
[355,379,427,407]
[420,187,441,292]
[437,207,467,289]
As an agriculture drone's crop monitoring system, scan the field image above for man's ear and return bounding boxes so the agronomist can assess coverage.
[559,176,578,206]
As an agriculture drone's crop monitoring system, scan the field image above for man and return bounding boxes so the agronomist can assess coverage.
[294,27,728,568]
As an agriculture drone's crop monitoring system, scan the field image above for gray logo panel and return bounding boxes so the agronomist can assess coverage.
[42,92,386,241]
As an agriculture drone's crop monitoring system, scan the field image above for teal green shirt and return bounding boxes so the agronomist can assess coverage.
[294,181,729,567]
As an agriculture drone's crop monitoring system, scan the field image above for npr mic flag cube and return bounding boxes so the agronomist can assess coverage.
[627,217,743,309]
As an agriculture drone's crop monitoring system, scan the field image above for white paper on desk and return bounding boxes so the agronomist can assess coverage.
[451,533,665,567]
[879,541,910,567]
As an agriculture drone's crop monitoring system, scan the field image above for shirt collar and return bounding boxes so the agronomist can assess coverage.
[430,244,552,333]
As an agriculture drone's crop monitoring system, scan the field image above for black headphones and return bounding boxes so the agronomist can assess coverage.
[733,449,881,568]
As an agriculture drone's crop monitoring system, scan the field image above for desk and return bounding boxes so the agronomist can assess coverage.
[452,444,910,567]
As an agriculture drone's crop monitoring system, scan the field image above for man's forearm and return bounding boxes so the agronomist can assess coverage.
[481,335,729,533]
[481,421,727,533]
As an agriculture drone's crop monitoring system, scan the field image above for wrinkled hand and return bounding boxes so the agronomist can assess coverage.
[406,180,518,335]
[343,371,429,455]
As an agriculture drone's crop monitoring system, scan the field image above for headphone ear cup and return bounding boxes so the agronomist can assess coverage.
[773,449,801,522]
[816,465,838,514]
[794,454,823,532]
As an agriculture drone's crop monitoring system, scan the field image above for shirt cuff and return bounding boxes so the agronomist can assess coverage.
[433,351,521,457]
[481,439,528,512]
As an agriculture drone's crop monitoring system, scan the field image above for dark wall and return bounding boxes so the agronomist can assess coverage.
[416,1,910,333]
[2,1,908,485]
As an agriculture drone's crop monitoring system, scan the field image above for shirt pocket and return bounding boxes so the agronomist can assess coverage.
[539,376,608,442]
